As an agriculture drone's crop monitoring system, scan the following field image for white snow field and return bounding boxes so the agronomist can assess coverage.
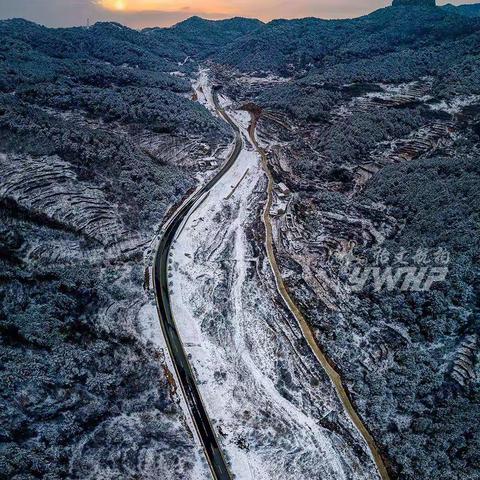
[167,77,380,480]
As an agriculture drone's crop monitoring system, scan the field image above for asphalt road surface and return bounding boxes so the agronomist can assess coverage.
[153,90,241,480]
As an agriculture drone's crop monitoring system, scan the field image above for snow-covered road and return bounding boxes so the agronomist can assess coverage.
[167,74,380,480]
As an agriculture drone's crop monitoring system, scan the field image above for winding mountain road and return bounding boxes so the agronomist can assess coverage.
[153,90,240,480]
[154,82,388,480]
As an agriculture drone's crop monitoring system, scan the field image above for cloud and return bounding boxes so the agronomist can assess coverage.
[0,0,476,28]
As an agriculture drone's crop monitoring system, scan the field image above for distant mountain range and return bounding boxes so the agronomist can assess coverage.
[2,2,479,77]
[210,2,480,73]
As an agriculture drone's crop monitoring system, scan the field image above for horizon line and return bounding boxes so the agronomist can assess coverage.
[0,3,454,32]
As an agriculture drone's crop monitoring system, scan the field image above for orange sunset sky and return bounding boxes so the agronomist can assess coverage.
[0,0,476,28]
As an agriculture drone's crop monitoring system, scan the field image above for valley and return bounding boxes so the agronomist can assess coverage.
[164,77,381,480]
[1,2,479,479]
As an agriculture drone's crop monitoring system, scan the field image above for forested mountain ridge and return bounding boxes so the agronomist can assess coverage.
[442,3,480,16]
[214,3,480,74]
[144,16,264,58]
[0,14,230,480]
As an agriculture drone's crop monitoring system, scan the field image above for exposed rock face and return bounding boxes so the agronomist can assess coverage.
[392,0,436,6]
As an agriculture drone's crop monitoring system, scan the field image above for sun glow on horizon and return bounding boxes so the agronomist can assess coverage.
[114,0,126,10]
[98,0,237,15]
[95,0,396,23]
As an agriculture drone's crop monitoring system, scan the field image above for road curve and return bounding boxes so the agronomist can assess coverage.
[153,89,241,480]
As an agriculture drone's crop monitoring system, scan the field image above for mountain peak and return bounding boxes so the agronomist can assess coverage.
[392,0,436,6]
[173,16,263,30]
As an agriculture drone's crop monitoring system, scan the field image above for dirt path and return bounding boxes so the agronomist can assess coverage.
[249,115,391,480]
